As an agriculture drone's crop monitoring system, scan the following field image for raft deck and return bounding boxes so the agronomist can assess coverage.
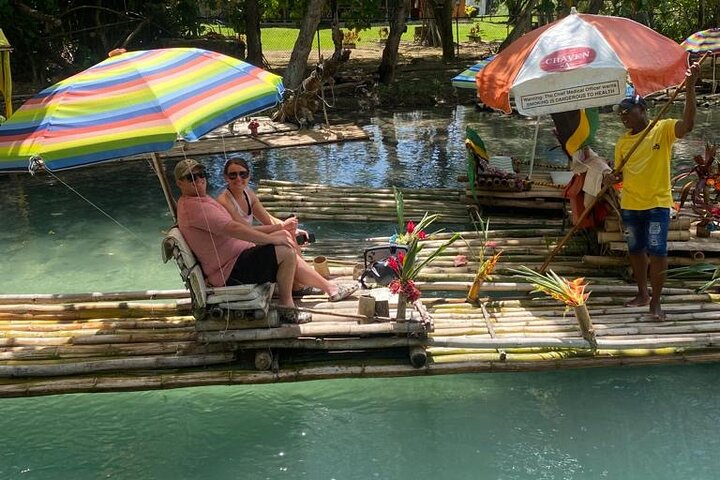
[1,182,719,398]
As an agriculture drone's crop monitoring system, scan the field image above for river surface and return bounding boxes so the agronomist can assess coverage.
[1,105,719,479]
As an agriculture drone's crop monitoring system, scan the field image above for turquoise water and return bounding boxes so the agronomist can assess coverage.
[1,368,719,479]
[1,105,719,478]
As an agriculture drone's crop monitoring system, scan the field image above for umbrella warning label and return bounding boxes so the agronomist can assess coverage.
[518,80,623,112]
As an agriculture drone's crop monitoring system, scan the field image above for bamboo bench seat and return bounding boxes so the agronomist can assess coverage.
[161,227,276,325]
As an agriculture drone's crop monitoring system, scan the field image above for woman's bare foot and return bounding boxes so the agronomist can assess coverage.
[625,294,651,307]
[650,298,665,320]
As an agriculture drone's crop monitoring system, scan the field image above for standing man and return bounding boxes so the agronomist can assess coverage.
[614,63,700,320]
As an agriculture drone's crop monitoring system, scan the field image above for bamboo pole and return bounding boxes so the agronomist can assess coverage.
[3,350,720,398]
[0,353,235,378]
[541,57,708,273]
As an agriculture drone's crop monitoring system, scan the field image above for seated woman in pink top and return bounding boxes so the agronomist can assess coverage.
[216,158,355,300]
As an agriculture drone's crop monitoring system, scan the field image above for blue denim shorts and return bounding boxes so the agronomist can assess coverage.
[621,208,670,257]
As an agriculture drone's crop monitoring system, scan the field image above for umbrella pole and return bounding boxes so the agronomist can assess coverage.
[150,153,177,222]
[540,54,709,273]
[527,116,541,180]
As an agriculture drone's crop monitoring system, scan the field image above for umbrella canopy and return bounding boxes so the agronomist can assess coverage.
[0,48,284,173]
[451,56,495,89]
[477,9,688,116]
[682,28,720,54]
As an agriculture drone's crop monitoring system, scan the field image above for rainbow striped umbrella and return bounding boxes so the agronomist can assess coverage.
[682,28,720,93]
[682,28,720,54]
[451,56,495,89]
[0,48,284,173]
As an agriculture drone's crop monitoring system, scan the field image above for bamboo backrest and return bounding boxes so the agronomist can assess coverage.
[161,227,208,310]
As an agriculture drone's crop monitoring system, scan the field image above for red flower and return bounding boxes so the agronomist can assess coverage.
[387,255,401,274]
[406,221,415,234]
[418,230,427,240]
[397,250,405,266]
[389,279,402,294]
[402,280,421,302]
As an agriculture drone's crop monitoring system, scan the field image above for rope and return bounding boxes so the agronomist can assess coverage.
[44,170,144,243]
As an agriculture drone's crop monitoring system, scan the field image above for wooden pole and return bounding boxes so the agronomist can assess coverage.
[541,54,709,273]
[150,152,177,222]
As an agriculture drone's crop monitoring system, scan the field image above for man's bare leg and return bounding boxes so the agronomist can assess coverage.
[648,255,667,320]
[274,245,297,307]
[626,252,651,307]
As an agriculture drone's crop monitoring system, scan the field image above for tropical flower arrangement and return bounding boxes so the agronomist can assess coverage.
[509,266,596,347]
[466,214,503,303]
[388,187,459,318]
[509,266,590,307]
[672,142,719,232]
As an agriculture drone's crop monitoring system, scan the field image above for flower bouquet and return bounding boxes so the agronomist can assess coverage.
[672,142,719,234]
[509,266,596,348]
[466,214,503,304]
[389,188,459,319]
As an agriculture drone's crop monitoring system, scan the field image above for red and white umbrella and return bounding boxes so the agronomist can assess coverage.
[477,9,688,116]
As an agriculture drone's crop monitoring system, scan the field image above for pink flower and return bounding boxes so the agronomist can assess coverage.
[406,221,415,234]
[453,254,468,267]
[418,230,427,240]
[389,279,402,294]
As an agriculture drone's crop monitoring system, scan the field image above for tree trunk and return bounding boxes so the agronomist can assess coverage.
[283,0,325,91]
[244,0,263,66]
[430,0,455,61]
[377,0,410,84]
[498,0,537,52]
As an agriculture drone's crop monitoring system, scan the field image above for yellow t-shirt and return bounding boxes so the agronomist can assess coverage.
[614,119,678,210]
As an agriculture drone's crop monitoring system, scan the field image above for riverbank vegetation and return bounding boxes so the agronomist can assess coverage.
[1,1,719,106]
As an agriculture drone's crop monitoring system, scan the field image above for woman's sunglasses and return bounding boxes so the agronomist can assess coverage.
[227,171,249,180]
[183,170,206,182]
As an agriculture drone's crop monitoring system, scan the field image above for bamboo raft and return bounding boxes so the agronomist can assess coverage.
[461,163,570,213]
[154,118,369,159]
[1,182,719,398]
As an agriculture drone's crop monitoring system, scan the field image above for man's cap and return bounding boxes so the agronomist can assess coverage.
[617,95,647,113]
[174,159,203,180]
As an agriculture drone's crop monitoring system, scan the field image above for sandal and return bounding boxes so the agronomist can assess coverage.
[292,286,324,297]
[328,282,359,302]
[278,308,312,324]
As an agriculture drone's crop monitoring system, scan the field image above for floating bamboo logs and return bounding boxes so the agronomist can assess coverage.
[238,337,424,350]
[0,353,235,378]
[198,321,426,343]
[582,255,720,267]
[597,230,691,243]
[0,289,190,305]
[4,350,720,398]
[254,350,274,371]
[409,346,428,368]
[604,216,694,232]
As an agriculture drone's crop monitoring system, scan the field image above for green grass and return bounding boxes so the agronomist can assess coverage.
[202,17,509,52]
